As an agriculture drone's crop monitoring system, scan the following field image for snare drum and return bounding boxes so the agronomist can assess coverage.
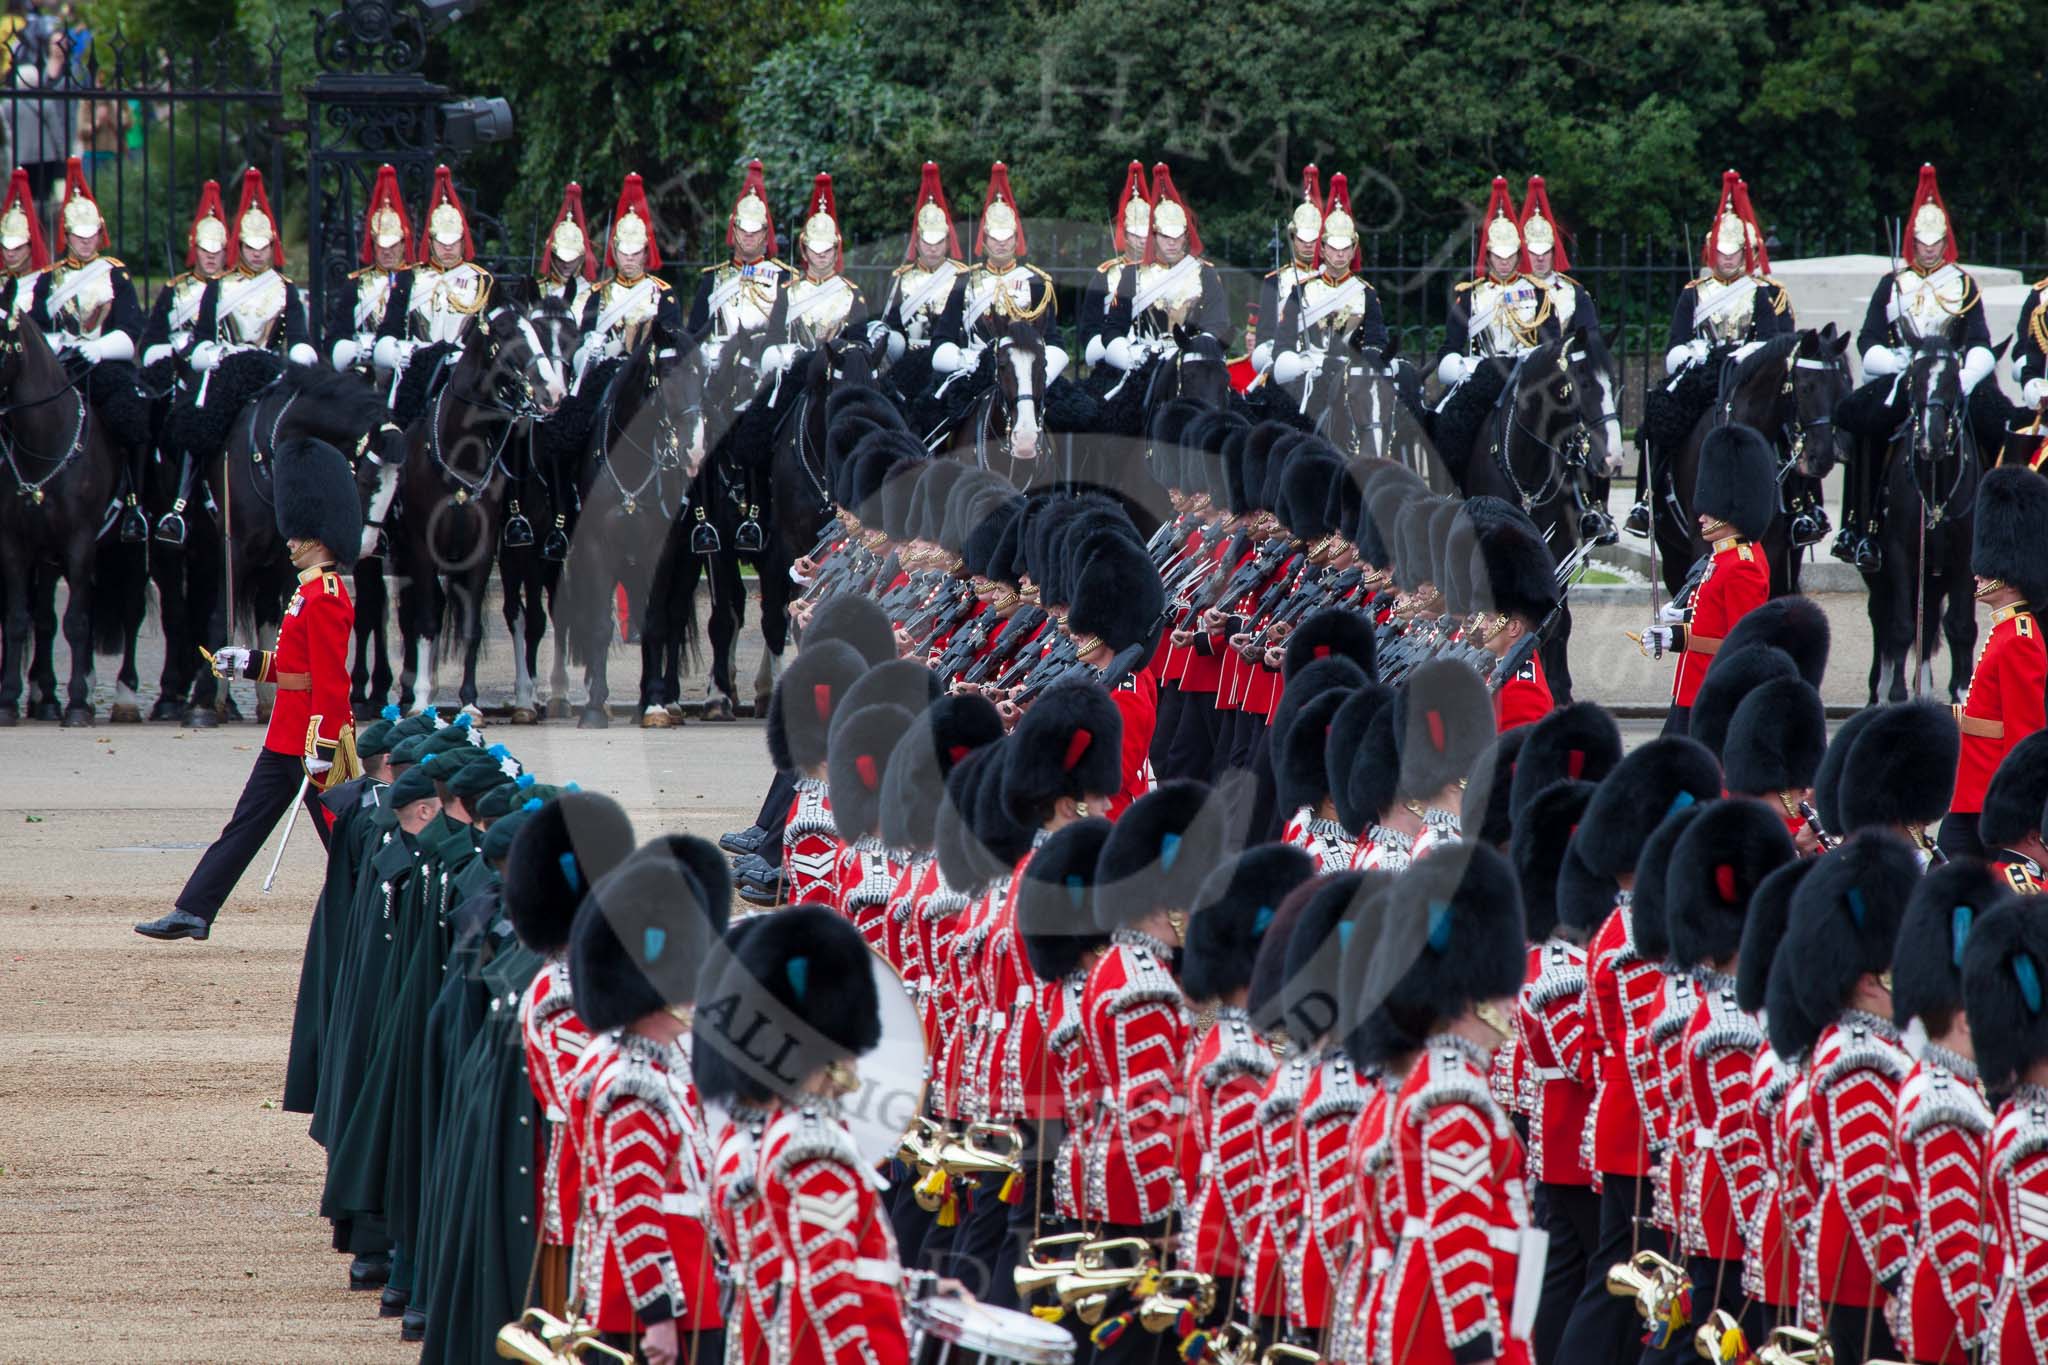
[911,1297,1075,1365]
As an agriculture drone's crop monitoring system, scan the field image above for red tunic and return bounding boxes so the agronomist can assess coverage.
[1048,969,1099,1222]
[1672,536,1770,707]
[1675,972,1767,1264]
[1805,1012,1910,1311]
[707,1108,778,1365]
[1183,1007,1272,1280]
[1080,929,1191,1226]
[1519,937,1594,1188]
[1986,1084,2048,1364]
[1492,650,1554,732]
[782,778,840,908]
[1242,1053,1309,1319]
[519,957,591,1248]
[1953,605,2048,814]
[259,564,354,760]
[833,836,894,947]
[1891,1050,1991,1364]
[1108,668,1159,820]
[1585,904,1671,1178]
[1289,1048,1367,1334]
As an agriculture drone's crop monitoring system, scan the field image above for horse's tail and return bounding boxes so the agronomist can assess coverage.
[91,536,149,656]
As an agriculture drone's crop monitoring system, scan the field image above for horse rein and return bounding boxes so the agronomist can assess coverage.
[0,354,88,504]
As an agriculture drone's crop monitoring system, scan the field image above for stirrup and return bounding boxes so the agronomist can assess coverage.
[503,513,534,549]
[1829,526,1859,565]
[118,502,148,543]
[154,511,187,546]
[1623,500,1651,538]
[1788,512,1822,548]
[1855,533,1883,574]
[1579,506,1618,546]
[734,506,765,554]
[690,505,721,555]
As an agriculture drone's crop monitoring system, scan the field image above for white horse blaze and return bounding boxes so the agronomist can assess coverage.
[1007,347,1040,460]
[1597,370,1625,477]
[362,464,400,560]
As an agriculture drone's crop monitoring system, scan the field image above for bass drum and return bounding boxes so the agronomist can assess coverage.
[912,1297,1075,1365]
[839,946,929,1168]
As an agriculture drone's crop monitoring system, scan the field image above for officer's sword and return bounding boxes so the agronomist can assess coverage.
[262,776,311,893]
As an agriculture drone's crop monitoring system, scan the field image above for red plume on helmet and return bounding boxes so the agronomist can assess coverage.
[359,163,413,266]
[183,178,225,271]
[1143,162,1202,264]
[58,156,103,255]
[1519,174,1569,273]
[1301,163,1323,211]
[1702,169,1767,275]
[542,182,597,281]
[1472,174,1520,279]
[805,171,842,272]
[906,160,961,263]
[727,158,774,253]
[233,167,282,268]
[1111,159,1149,257]
[975,161,1025,258]
[419,164,474,263]
[607,172,661,271]
[1905,163,1957,267]
[3,167,48,270]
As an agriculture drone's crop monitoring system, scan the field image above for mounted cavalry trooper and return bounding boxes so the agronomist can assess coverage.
[1434,175,1556,398]
[1268,173,1390,395]
[931,161,1063,380]
[1627,170,1793,540]
[0,167,49,323]
[187,168,317,377]
[686,158,791,379]
[32,156,150,541]
[374,164,493,415]
[1246,163,1322,378]
[1518,175,1600,346]
[533,181,597,317]
[1078,159,1149,379]
[772,171,867,362]
[1834,163,1996,573]
[875,160,965,398]
[325,163,412,374]
[139,180,229,543]
[1102,161,1232,371]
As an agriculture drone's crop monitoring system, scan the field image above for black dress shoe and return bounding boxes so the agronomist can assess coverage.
[134,909,211,941]
[400,1308,426,1342]
[379,1285,408,1317]
[720,825,768,856]
[349,1252,391,1291]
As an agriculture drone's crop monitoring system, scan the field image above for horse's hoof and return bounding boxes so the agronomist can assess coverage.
[459,704,483,723]
[700,695,736,723]
[577,708,610,730]
[0,706,17,727]
[748,693,772,720]
[148,698,187,722]
[109,703,142,724]
[61,705,93,728]
[510,706,539,725]
[217,697,245,724]
[185,706,220,730]
[29,700,61,723]
[545,697,573,720]
[640,707,675,729]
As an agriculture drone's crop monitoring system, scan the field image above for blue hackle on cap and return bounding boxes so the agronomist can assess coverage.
[2017,954,2044,1014]
[1065,873,1087,908]
[558,851,582,894]
[1845,887,1868,928]
[452,712,472,730]
[523,798,543,812]
[487,743,509,760]
[786,955,810,1000]
[1666,791,1696,818]
[644,927,667,962]
[1160,832,1182,871]
[381,703,401,721]
[1253,905,1275,935]
[516,773,536,789]
[1952,905,1974,966]
[1427,901,1453,953]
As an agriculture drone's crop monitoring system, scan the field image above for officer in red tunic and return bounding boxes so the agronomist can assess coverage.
[1770,832,1921,1364]
[138,437,361,941]
[1638,423,1776,735]
[1979,731,2048,894]
[1466,498,1560,731]
[1941,465,2048,859]
[1889,860,2002,1365]
[1959,897,2048,1365]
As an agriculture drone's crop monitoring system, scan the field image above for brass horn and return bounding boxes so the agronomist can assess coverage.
[1260,1346,1323,1365]
[1753,1326,1835,1365]
[1137,1269,1217,1332]
[1205,1323,1260,1365]
[1605,1250,1692,1343]
[1013,1231,1092,1300]
[495,1309,637,1364]
[938,1121,1026,1179]
[1693,1309,1749,1362]
[1054,1237,1155,1325]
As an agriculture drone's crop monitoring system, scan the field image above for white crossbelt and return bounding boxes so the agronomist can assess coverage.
[788,276,851,324]
[47,257,111,316]
[216,269,279,322]
[660,1191,706,1217]
[899,262,957,318]
[1298,277,1365,329]
[1131,254,1200,315]
[594,277,655,336]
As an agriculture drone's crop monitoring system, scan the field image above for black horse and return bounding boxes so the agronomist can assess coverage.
[383,306,563,715]
[1436,328,1626,705]
[1863,337,1982,704]
[1294,330,1439,482]
[496,296,584,723]
[1647,327,1853,600]
[928,319,1053,487]
[561,333,707,728]
[0,313,123,725]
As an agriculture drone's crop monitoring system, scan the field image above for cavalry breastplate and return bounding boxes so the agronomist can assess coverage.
[351,269,393,333]
[48,257,115,338]
[1890,264,1973,343]
[218,269,288,347]
[1692,275,1758,344]
[408,262,491,344]
[964,264,1046,336]
[1298,271,1367,340]
[890,263,957,344]
[705,261,783,341]
[1268,261,1315,327]
[593,275,666,354]
[168,273,209,334]
[785,273,855,346]
[3,270,39,323]
[1536,273,1577,331]
[1466,275,1547,356]
[538,274,590,315]
[1135,259,1205,334]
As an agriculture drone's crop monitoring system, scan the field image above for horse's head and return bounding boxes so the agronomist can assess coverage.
[478,305,565,417]
[1315,338,1405,460]
[994,319,1046,465]
[823,330,884,389]
[1534,326,1625,479]
[1907,336,1967,468]
[1789,324,1853,477]
[526,296,582,372]
[0,307,53,396]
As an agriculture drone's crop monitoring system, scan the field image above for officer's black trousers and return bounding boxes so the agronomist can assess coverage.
[755,769,799,842]
[1529,1181,1600,1365]
[174,747,330,925]
[1554,1173,1672,1364]
[1823,1302,1898,1365]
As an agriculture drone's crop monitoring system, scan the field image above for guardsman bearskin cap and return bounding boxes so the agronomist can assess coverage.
[1373,842,1526,1035]
[1981,730,2048,848]
[765,640,865,774]
[1811,705,1878,841]
[505,791,637,958]
[803,593,897,666]
[1393,659,1495,799]
[1284,871,1387,1043]
[569,833,732,1032]
[1628,803,1705,963]
[273,437,364,572]
[1463,728,1526,849]
[833,658,940,739]
[1068,531,1166,655]
[1972,466,2048,604]
[1283,608,1377,682]
[879,693,1003,852]
[1095,778,1240,928]
[1001,681,1123,827]
[1469,502,1558,625]
[1895,858,2004,1032]
[827,703,916,843]
[1959,898,2048,1090]
[1575,736,1722,878]
[1693,423,1778,541]
[1837,701,1957,833]
[1666,799,1797,970]
[934,745,1004,895]
[1738,858,1815,1015]
[1015,817,1114,984]
[1780,831,1922,1024]
[1508,701,1622,821]
[1184,843,1316,1004]
[1271,656,1368,800]
[1722,675,1827,797]
[692,905,880,1106]
[1327,681,1398,835]
[1248,880,1320,1035]
[1686,643,1797,761]
[1718,595,1830,688]
[1276,685,1353,819]
[1511,779,1595,942]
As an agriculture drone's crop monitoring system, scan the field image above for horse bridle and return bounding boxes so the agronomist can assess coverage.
[600,356,701,520]
[1906,348,1972,527]
[1313,350,1392,460]
[1495,348,1609,510]
[0,326,90,505]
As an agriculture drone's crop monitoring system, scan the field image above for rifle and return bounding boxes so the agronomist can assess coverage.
[961,606,1048,686]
